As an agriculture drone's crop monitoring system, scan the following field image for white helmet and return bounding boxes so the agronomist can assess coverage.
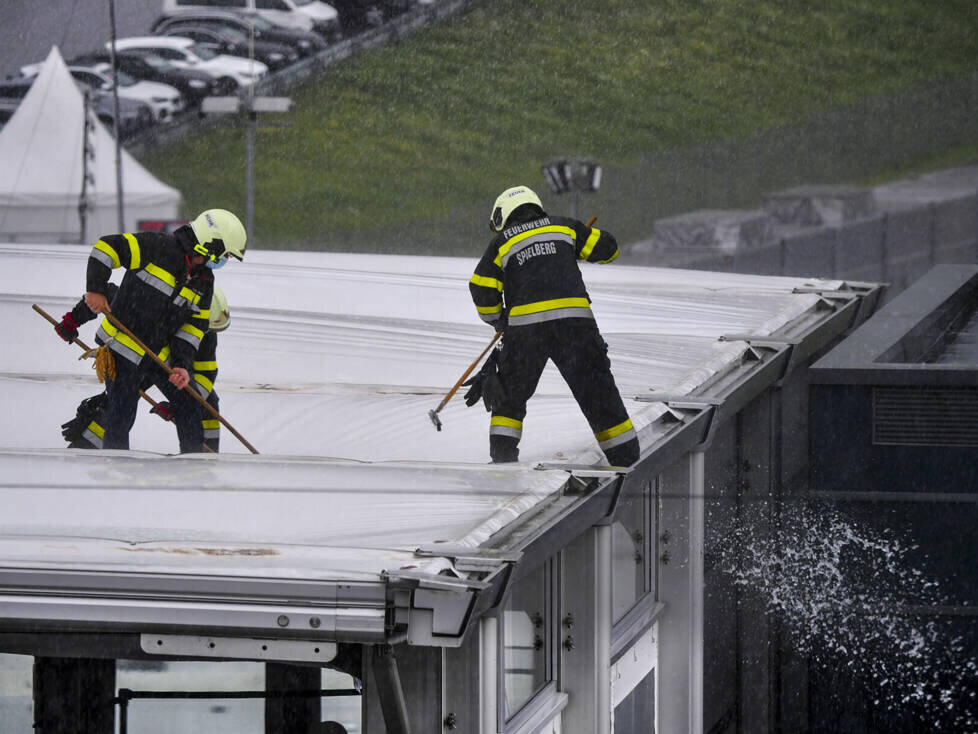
[209,287,230,332]
[190,209,246,263]
[489,186,543,232]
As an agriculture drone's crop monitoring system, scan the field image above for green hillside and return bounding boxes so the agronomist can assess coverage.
[141,0,978,251]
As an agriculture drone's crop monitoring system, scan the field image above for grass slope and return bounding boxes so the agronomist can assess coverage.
[142,0,978,246]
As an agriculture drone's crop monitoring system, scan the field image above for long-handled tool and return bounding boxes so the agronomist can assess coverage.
[98,307,259,454]
[428,217,599,431]
[428,330,502,431]
[34,303,165,412]
[34,303,221,453]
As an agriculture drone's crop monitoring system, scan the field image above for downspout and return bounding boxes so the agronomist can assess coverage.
[481,615,498,734]
[596,523,612,734]
[689,450,705,734]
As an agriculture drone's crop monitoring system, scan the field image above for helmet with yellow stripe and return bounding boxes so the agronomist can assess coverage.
[190,209,246,267]
[209,287,230,332]
[489,186,543,233]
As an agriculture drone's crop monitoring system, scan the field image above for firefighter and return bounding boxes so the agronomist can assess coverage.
[59,287,232,453]
[466,185,640,466]
[150,285,230,452]
[80,209,245,452]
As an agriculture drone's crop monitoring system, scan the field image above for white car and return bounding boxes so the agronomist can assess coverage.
[289,0,341,39]
[110,36,268,93]
[21,63,184,121]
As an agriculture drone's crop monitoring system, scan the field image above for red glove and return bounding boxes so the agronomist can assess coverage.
[150,402,173,422]
[55,313,80,343]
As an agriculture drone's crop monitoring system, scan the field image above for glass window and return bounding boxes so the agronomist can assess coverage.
[502,561,553,720]
[613,668,655,734]
[0,654,32,733]
[612,480,653,622]
[116,660,265,733]
[257,0,293,10]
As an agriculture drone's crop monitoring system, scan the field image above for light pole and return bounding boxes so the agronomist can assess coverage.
[541,158,602,220]
[107,0,124,230]
[200,97,291,246]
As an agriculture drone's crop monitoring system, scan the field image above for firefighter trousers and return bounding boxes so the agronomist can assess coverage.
[489,318,639,466]
[102,357,204,453]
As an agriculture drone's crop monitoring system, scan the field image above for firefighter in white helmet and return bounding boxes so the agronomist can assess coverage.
[79,209,245,452]
[465,186,639,466]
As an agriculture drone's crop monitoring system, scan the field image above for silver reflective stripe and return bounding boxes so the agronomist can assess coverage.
[137,269,175,296]
[81,427,103,449]
[203,427,220,439]
[500,232,573,269]
[91,249,114,268]
[195,382,210,399]
[480,313,500,325]
[96,325,142,365]
[173,293,201,311]
[508,307,594,327]
[599,428,637,450]
[490,425,522,439]
[175,330,202,350]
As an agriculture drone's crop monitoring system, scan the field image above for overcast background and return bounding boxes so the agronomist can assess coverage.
[0,0,160,79]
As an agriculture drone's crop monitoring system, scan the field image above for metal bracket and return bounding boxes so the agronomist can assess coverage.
[139,634,337,664]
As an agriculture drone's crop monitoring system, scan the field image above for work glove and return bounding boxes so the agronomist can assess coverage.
[55,312,80,343]
[150,402,174,422]
[462,348,502,411]
[61,393,107,442]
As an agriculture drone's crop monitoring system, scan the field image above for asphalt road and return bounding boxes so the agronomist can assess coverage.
[0,0,161,79]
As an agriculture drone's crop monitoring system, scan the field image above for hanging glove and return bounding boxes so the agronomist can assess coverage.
[150,402,174,422]
[61,393,107,442]
[55,312,80,343]
[462,348,502,411]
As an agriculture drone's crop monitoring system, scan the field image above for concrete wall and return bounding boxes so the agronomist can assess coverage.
[622,164,978,305]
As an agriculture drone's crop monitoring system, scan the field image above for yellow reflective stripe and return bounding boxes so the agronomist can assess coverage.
[595,418,634,443]
[490,415,523,430]
[509,297,590,317]
[476,304,502,314]
[124,233,141,270]
[202,419,220,429]
[196,309,210,320]
[144,262,176,287]
[180,323,204,340]
[599,249,620,264]
[194,373,214,393]
[94,239,120,268]
[470,274,504,292]
[178,286,201,304]
[580,228,601,260]
[88,421,105,439]
[193,360,218,371]
[159,345,171,362]
[494,225,575,267]
[100,319,145,356]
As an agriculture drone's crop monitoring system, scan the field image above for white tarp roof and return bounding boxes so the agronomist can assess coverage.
[0,244,845,595]
[0,47,180,242]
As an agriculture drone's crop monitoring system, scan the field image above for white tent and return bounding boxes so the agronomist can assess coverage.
[0,46,181,243]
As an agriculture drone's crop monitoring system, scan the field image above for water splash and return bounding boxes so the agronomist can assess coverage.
[710,499,977,732]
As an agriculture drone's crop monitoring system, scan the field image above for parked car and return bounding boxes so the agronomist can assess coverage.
[287,0,342,39]
[0,73,154,139]
[70,51,215,108]
[151,11,328,58]
[154,23,299,71]
[110,36,268,93]
[20,64,184,121]
[160,0,318,35]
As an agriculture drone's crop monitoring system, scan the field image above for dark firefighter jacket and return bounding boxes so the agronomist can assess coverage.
[86,231,213,371]
[469,213,620,328]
